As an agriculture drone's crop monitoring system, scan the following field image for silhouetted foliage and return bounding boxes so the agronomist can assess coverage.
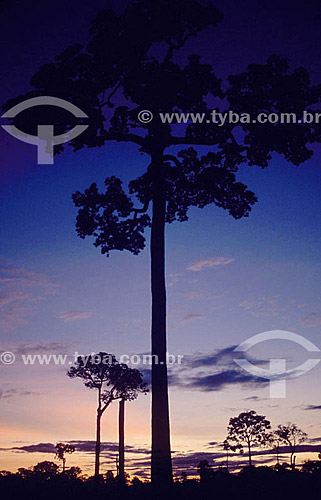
[105,470,116,484]
[32,461,59,480]
[67,354,147,478]
[55,443,75,472]
[223,438,242,471]
[302,459,321,475]
[62,466,82,480]
[2,460,321,500]
[226,410,272,466]
[67,352,123,476]
[270,431,283,464]
[197,459,213,482]
[274,423,307,468]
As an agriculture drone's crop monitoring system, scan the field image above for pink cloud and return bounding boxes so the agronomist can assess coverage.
[0,263,58,332]
[187,257,234,272]
[57,310,92,322]
[179,314,205,326]
[301,313,321,328]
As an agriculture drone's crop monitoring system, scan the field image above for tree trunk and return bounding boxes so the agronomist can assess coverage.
[95,410,102,476]
[248,442,252,467]
[291,452,296,469]
[62,457,66,473]
[118,398,125,484]
[150,151,172,485]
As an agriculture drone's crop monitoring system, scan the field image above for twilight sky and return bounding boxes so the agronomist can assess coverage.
[1,0,321,478]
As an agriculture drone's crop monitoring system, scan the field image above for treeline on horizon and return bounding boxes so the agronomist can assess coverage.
[1,409,320,500]
[1,459,321,500]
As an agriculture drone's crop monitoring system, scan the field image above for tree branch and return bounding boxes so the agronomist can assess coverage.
[163,30,198,65]
[101,398,113,414]
[99,80,123,108]
[162,154,181,168]
[132,200,150,220]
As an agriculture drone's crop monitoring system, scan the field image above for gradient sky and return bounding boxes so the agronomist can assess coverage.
[1,0,321,478]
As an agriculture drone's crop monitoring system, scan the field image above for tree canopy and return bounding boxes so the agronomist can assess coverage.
[226,410,272,466]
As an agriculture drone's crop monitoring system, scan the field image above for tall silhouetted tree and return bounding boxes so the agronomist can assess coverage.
[275,423,307,468]
[55,443,75,472]
[5,0,321,485]
[114,364,147,484]
[67,352,123,476]
[226,411,272,466]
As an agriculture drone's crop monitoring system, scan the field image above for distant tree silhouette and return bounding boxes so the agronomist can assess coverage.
[55,443,75,472]
[270,432,282,465]
[67,352,122,476]
[17,468,33,479]
[223,438,242,471]
[302,459,321,475]
[63,466,82,480]
[131,476,143,487]
[180,471,188,483]
[274,423,307,468]
[0,470,12,477]
[6,0,321,486]
[273,461,292,472]
[114,365,147,485]
[105,470,116,484]
[32,461,59,480]
[67,354,147,478]
[226,411,271,466]
[197,459,213,482]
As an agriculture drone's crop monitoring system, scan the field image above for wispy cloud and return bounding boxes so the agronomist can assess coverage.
[177,369,267,392]
[303,404,321,411]
[178,289,209,299]
[57,310,92,322]
[174,351,264,392]
[300,313,321,328]
[0,262,58,332]
[239,295,290,318]
[0,388,37,399]
[243,396,264,401]
[3,440,149,458]
[187,257,235,272]
[13,342,70,355]
[179,313,205,326]
[167,273,183,287]
[140,346,269,394]
[0,442,56,453]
